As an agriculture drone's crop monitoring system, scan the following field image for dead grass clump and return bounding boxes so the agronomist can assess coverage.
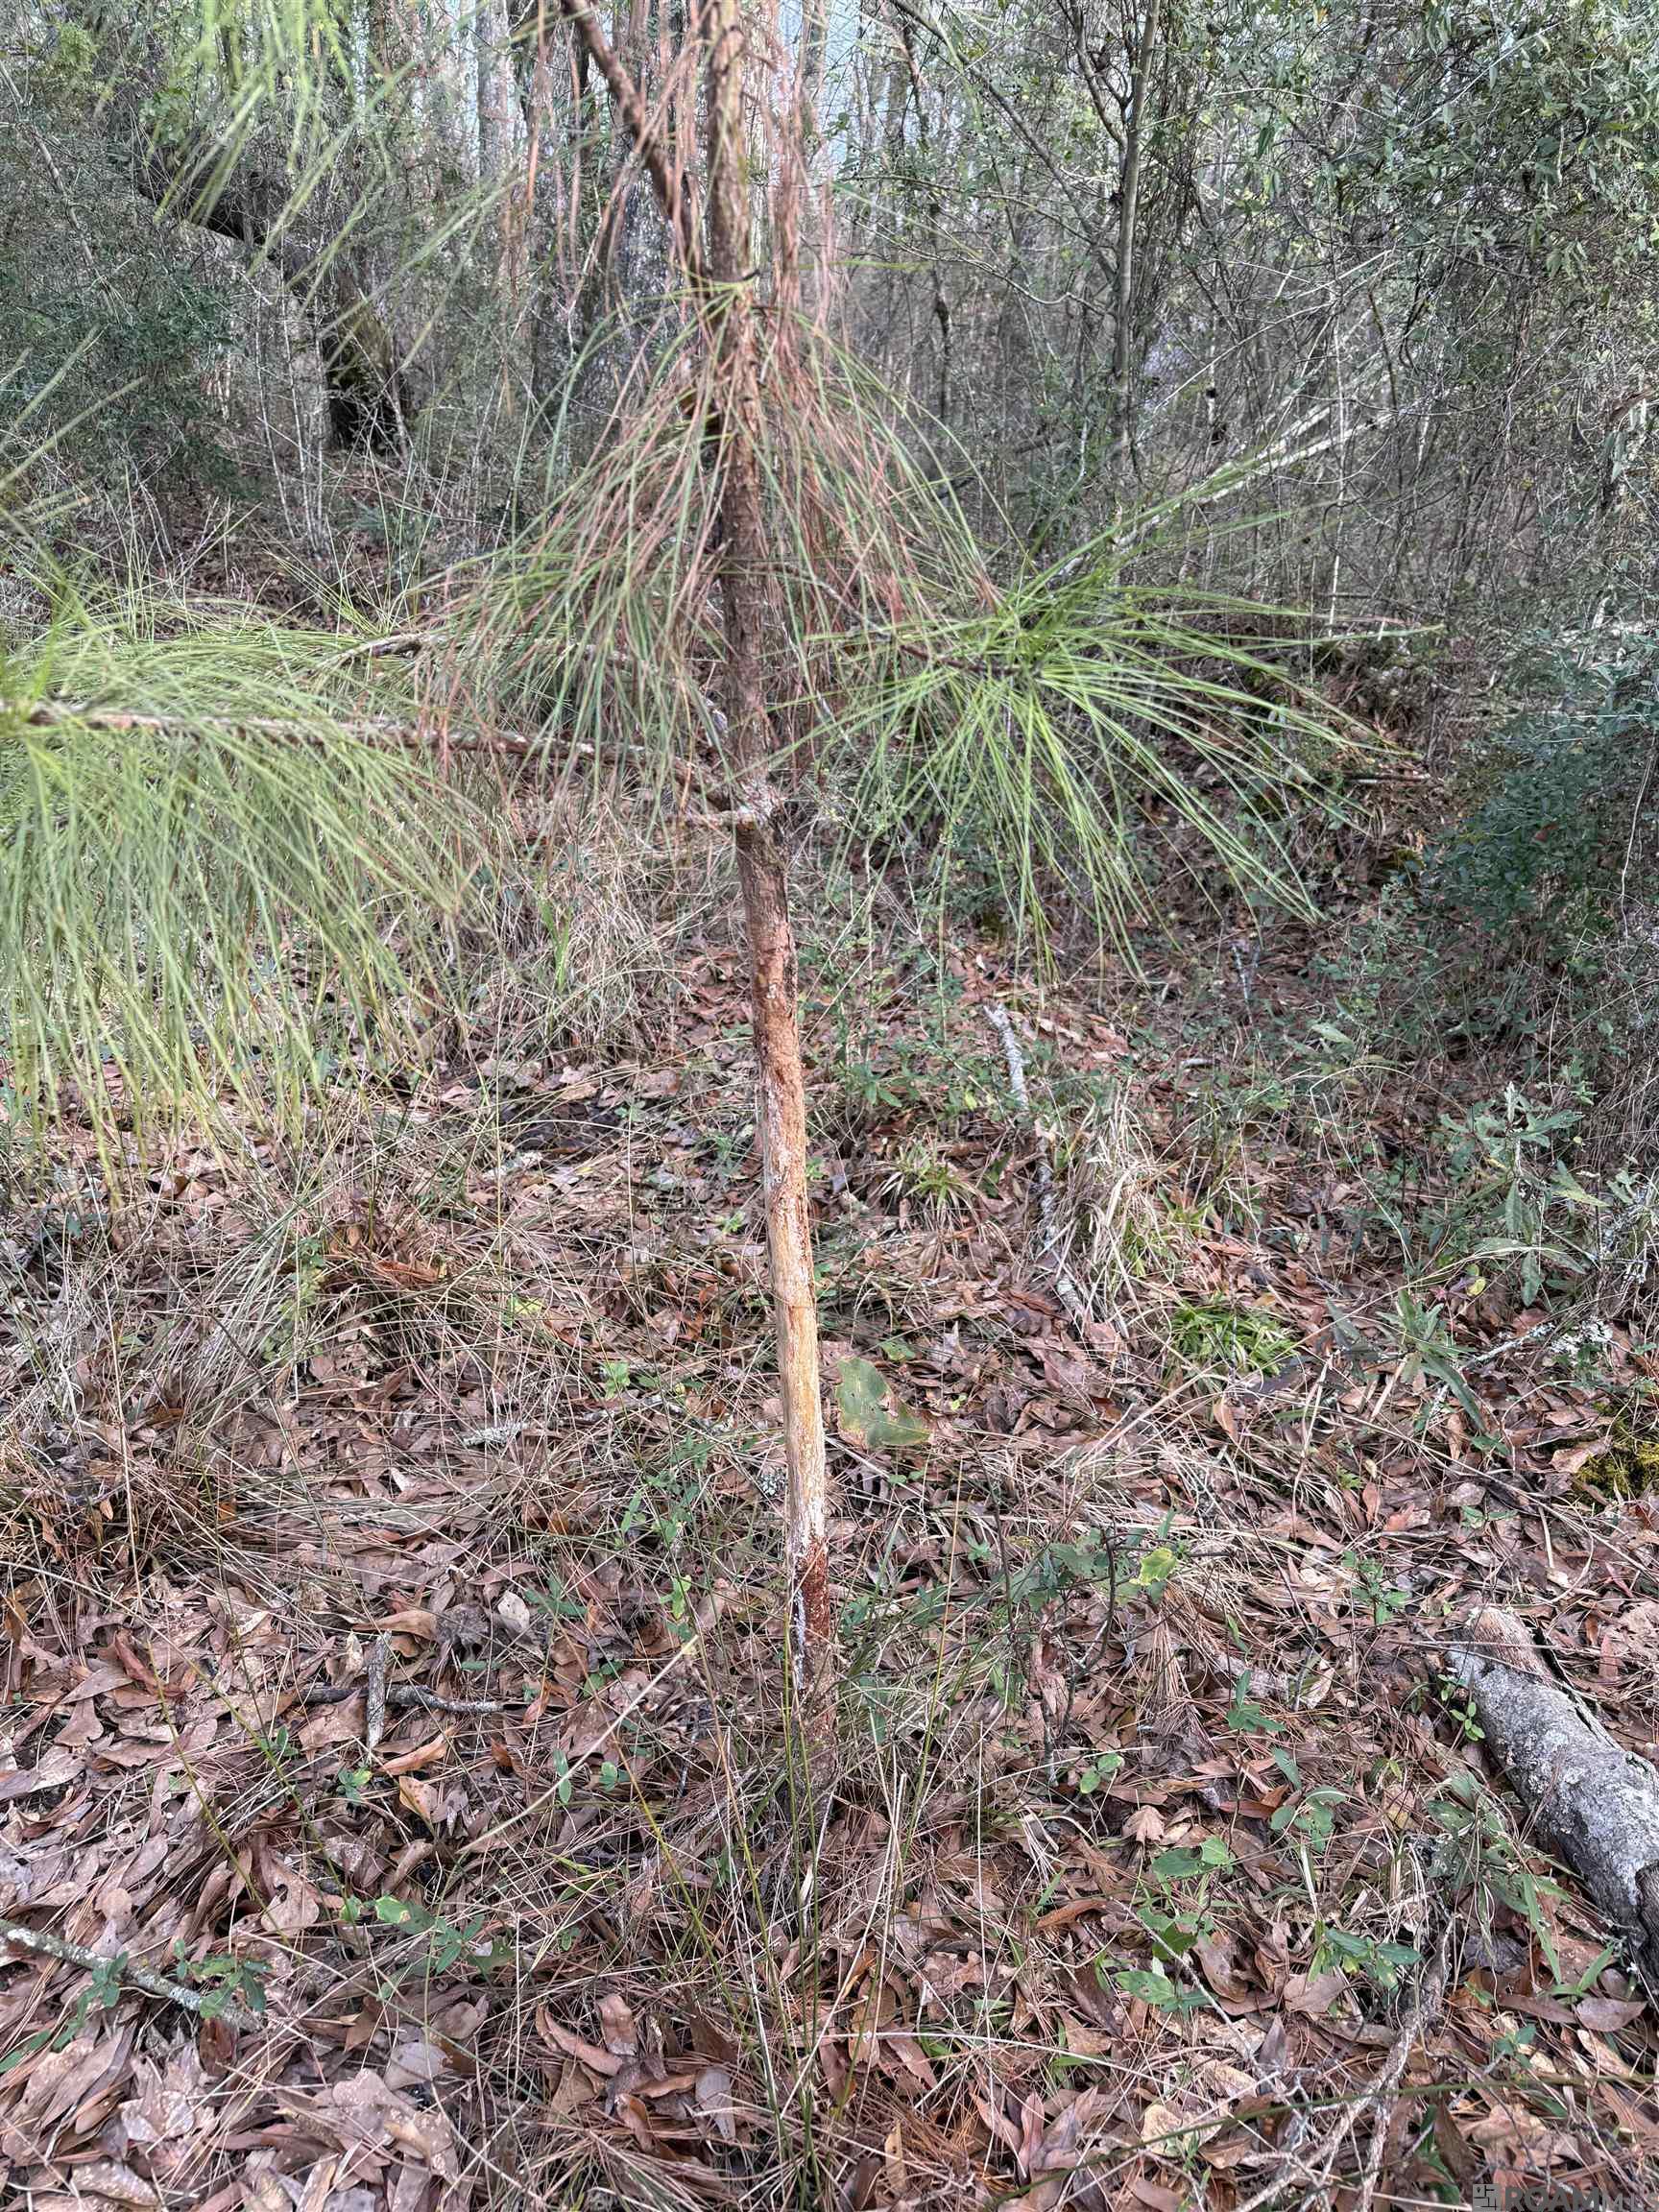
[1049,1077,1190,1323]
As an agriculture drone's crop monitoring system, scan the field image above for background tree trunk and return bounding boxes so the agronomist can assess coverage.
[476,0,522,300]
[1110,0,1161,493]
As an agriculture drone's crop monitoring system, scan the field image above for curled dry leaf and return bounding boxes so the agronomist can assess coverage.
[598,1990,638,2056]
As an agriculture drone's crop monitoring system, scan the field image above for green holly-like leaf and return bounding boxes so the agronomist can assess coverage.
[835,1357,930,1455]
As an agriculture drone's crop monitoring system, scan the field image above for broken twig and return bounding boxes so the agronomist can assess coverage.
[302,1675,513,1721]
[364,1631,391,1757]
[987,1004,1093,1334]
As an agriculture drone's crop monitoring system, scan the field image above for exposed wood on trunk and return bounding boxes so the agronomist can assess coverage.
[1450,1605,1659,1989]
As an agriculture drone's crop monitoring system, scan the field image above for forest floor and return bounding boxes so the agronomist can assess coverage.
[3,743,1658,2210]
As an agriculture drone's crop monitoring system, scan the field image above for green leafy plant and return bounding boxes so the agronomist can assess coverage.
[1424,631,1659,937]
[835,1356,931,1454]
[169,1945,269,2021]
[1267,1746,1346,1854]
[1103,1833,1235,2018]
[1224,1674,1285,1735]
[1334,1289,1483,1428]
[1073,1750,1123,1796]
[1313,1927,1422,1991]
[1442,1085,1605,1306]
[373,1893,491,1978]
[1429,1771,1567,1978]
[1343,1551,1411,1626]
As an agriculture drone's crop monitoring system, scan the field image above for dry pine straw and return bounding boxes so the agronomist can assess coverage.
[1,893,1657,2211]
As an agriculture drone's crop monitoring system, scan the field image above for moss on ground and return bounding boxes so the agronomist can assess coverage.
[1576,1416,1659,1502]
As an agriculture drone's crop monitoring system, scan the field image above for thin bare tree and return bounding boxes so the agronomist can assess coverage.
[561,0,833,1717]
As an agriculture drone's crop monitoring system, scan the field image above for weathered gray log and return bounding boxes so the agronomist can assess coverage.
[1449,1606,1659,1987]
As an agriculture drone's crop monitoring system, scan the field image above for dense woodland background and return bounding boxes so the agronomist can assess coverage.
[3,4,1659,2208]
[13,0,1659,595]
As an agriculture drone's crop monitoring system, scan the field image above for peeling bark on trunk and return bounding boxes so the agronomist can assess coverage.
[705,0,832,1718]
[733,810,833,1708]
[1450,1606,1659,1988]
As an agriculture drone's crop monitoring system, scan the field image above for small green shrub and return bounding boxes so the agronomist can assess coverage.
[0,121,241,492]
[1437,1084,1604,1306]
[1169,1296,1296,1377]
[1423,631,1659,938]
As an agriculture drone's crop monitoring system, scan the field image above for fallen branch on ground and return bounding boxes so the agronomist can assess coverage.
[1235,1906,1450,2212]
[987,1003,1094,1334]
[301,1681,514,1720]
[1450,1604,1659,1991]
[0,1914,264,2032]
[1355,1914,1453,2212]
[365,1630,389,1757]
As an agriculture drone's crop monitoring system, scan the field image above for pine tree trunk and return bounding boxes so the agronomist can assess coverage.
[704,0,833,1717]
[558,0,834,1713]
